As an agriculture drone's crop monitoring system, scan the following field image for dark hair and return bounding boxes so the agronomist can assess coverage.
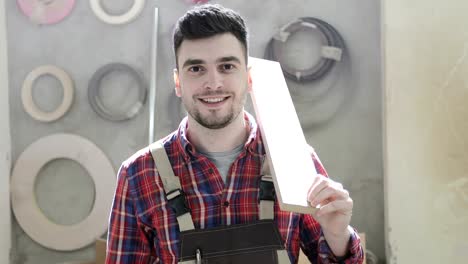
[173,4,249,68]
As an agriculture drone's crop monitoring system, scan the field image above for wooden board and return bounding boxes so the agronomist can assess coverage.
[95,238,106,264]
[249,57,318,214]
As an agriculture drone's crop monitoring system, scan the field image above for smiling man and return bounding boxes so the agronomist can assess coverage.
[106,4,364,264]
[174,33,251,151]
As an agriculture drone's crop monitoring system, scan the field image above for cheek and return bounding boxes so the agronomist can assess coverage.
[233,78,250,93]
[179,76,203,91]
[177,83,199,100]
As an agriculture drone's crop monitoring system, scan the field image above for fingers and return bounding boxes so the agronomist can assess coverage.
[315,198,353,217]
[307,174,328,206]
[311,186,341,207]
[307,175,350,208]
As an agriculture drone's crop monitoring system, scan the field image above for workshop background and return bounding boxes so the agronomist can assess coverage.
[5,0,462,263]
[6,0,381,263]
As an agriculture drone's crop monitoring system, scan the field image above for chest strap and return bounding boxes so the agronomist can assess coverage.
[149,141,195,231]
[150,141,276,232]
[260,158,275,220]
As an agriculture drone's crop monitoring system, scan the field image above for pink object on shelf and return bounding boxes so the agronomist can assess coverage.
[187,0,210,4]
[17,0,75,25]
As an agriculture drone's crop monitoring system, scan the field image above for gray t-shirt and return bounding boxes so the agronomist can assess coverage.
[199,144,244,183]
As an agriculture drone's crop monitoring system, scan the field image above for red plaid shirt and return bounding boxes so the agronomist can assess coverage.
[106,113,363,264]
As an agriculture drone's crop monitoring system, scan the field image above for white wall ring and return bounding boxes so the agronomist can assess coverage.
[90,0,145,25]
[10,133,116,251]
[17,0,76,25]
[21,65,74,122]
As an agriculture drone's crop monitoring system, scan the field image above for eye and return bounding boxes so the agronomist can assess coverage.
[188,66,204,73]
[220,64,236,71]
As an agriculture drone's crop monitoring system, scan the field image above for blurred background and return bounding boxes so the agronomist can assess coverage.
[0,0,466,263]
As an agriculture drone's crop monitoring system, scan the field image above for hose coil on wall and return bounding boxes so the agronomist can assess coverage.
[88,63,147,122]
[264,17,345,83]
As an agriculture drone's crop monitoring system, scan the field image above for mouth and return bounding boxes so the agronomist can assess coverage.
[198,96,230,106]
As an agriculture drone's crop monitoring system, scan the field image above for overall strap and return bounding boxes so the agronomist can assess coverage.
[261,158,290,264]
[259,157,275,220]
[149,140,195,231]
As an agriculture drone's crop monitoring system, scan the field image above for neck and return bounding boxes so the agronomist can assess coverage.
[187,112,248,153]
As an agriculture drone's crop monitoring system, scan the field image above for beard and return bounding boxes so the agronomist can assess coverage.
[191,108,236,129]
[184,90,248,129]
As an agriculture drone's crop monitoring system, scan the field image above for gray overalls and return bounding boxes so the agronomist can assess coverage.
[150,141,291,264]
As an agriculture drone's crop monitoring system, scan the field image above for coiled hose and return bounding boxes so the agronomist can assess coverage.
[264,17,345,83]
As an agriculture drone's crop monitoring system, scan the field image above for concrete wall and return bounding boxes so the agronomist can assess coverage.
[0,0,12,262]
[384,0,468,263]
[6,0,383,263]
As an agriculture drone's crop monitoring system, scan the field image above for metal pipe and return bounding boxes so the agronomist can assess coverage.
[149,7,159,144]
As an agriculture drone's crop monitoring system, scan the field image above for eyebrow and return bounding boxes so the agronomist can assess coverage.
[182,59,205,69]
[181,56,242,69]
[216,56,241,64]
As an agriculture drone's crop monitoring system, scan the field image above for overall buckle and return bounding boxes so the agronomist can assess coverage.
[166,189,190,217]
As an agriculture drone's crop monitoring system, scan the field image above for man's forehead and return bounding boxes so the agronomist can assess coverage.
[177,33,246,65]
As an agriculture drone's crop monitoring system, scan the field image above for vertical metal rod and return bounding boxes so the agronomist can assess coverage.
[148,7,159,144]
[196,248,202,264]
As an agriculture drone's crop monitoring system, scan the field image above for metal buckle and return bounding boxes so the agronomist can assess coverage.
[196,248,202,264]
[259,180,276,201]
[166,189,190,217]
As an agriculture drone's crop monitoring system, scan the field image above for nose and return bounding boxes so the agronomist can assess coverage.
[204,69,223,90]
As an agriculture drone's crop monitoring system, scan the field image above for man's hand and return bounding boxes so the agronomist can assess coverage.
[307,174,353,256]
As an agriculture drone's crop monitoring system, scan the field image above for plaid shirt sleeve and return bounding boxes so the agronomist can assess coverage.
[106,163,155,264]
[300,148,364,264]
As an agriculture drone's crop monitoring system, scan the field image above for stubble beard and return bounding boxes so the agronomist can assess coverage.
[185,90,248,130]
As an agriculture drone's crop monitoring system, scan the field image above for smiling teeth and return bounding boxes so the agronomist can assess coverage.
[202,98,225,103]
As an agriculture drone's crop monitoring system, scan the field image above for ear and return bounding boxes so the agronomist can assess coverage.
[247,66,253,92]
[173,69,181,97]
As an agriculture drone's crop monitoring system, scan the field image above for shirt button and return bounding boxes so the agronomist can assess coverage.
[223,201,229,207]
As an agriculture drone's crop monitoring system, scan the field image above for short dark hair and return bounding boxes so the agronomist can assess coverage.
[172,4,249,68]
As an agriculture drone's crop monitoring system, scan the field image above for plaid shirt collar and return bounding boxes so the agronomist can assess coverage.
[175,111,264,161]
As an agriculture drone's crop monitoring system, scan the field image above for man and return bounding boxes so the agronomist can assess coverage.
[107,4,363,264]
